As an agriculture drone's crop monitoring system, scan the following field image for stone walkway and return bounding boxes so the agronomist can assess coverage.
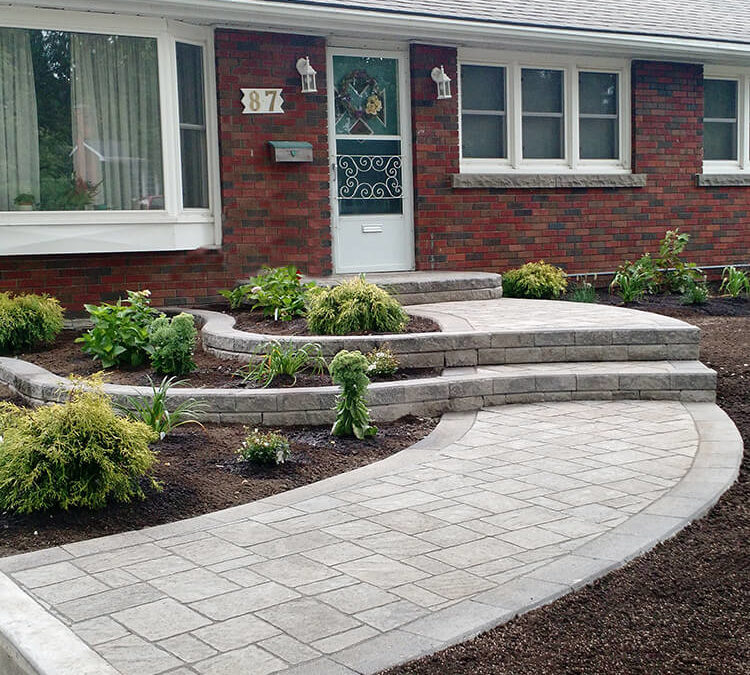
[0,400,741,675]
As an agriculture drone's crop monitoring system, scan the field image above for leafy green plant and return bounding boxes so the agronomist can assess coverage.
[502,261,568,299]
[77,290,162,368]
[307,276,408,335]
[567,275,598,303]
[0,381,158,513]
[220,266,315,320]
[117,375,205,439]
[654,229,703,292]
[329,349,377,440]
[720,266,750,298]
[366,346,400,377]
[0,292,64,354]
[149,313,198,376]
[235,341,327,388]
[13,193,35,206]
[237,428,291,466]
[609,255,658,303]
[681,278,709,305]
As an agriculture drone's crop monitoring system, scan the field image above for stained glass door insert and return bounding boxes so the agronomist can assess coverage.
[330,51,413,272]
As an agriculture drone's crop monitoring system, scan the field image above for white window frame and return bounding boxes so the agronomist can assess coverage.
[0,7,222,256]
[458,48,631,175]
[703,67,750,174]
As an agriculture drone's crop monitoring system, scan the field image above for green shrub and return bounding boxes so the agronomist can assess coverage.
[609,255,658,303]
[502,261,568,299]
[681,278,709,305]
[149,313,198,376]
[567,275,598,303]
[117,376,205,439]
[237,428,291,465]
[236,341,327,388]
[307,276,408,335]
[219,266,315,320]
[0,383,158,513]
[329,350,377,439]
[0,292,64,354]
[366,347,400,377]
[655,229,703,293]
[77,290,162,368]
[720,266,750,298]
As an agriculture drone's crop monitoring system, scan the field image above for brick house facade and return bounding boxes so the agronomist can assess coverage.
[1,2,749,309]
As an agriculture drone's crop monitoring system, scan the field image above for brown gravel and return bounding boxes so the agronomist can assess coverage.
[384,297,750,675]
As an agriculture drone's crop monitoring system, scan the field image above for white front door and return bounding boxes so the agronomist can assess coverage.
[328,48,414,273]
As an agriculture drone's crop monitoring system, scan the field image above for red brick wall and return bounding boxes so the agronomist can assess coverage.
[0,29,330,311]
[410,46,749,274]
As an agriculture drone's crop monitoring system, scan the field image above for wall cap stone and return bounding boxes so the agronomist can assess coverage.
[696,173,750,187]
[451,173,648,189]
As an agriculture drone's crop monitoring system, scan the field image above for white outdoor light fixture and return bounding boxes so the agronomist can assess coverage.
[296,56,317,93]
[431,65,452,100]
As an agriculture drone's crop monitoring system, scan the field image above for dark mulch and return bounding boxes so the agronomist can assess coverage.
[18,331,439,388]
[0,412,438,557]
[219,307,441,336]
[385,297,750,675]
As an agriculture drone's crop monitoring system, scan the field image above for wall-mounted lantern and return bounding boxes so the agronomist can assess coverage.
[296,56,318,93]
[430,65,452,100]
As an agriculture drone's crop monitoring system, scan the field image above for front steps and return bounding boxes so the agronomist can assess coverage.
[235,271,505,305]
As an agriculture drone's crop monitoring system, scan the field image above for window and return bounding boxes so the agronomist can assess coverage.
[460,51,630,173]
[704,79,738,162]
[0,8,219,256]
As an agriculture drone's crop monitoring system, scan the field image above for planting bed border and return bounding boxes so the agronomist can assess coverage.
[0,357,716,425]
[187,308,701,369]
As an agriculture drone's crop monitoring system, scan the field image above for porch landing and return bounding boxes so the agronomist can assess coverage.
[304,271,503,305]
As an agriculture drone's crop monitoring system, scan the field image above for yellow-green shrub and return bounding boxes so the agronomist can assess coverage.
[0,292,64,354]
[502,261,568,299]
[0,385,158,513]
[307,277,408,335]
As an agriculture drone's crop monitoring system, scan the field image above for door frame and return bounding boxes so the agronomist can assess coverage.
[326,45,415,274]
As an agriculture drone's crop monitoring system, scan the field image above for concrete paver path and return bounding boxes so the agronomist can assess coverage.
[0,399,741,675]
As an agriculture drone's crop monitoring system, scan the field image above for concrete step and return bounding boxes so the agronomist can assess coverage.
[236,271,504,305]
[1,357,716,426]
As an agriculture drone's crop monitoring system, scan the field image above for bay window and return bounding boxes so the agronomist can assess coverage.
[0,8,219,256]
[459,51,630,173]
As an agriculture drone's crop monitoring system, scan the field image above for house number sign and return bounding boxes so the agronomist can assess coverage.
[241,88,284,114]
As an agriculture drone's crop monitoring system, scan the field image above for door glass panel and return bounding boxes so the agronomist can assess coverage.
[336,139,402,215]
[333,55,402,216]
[333,55,399,136]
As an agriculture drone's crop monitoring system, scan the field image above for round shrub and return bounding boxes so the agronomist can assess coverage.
[0,385,159,514]
[307,277,408,335]
[0,292,64,354]
[149,313,198,376]
[237,428,291,466]
[502,261,568,299]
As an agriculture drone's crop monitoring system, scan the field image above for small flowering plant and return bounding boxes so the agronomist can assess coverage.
[237,428,291,466]
[365,346,399,377]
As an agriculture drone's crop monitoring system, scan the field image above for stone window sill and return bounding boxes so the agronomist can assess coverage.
[451,173,647,189]
[696,174,750,187]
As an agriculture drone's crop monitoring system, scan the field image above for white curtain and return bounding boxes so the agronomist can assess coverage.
[71,34,163,210]
[0,28,40,211]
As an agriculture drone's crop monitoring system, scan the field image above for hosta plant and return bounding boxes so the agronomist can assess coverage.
[220,266,315,320]
[77,290,162,368]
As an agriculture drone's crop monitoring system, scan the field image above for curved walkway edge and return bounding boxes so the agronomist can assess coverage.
[0,401,743,675]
